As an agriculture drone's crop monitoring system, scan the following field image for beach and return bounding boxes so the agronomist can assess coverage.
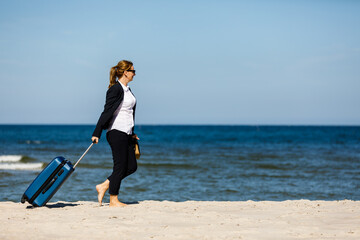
[1,126,360,239]
[1,200,359,240]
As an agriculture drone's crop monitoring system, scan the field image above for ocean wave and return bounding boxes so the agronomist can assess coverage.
[0,155,43,170]
[25,140,42,144]
[255,163,291,170]
[138,162,198,169]
[0,163,44,170]
[0,155,23,162]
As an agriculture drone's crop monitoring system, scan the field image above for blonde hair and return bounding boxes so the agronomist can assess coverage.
[109,60,133,88]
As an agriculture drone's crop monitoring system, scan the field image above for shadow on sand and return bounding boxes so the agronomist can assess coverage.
[26,201,139,209]
[26,202,80,209]
[45,202,80,208]
[123,201,139,205]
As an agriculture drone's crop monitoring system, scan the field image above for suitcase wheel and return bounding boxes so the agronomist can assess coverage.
[21,195,26,204]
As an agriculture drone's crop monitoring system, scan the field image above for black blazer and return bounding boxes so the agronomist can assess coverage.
[92,82,136,138]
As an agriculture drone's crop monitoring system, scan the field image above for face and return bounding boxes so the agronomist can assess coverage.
[125,66,136,82]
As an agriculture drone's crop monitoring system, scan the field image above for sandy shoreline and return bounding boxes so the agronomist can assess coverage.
[1,200,359,240]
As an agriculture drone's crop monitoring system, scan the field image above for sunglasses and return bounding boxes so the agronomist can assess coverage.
[127,70,136,74]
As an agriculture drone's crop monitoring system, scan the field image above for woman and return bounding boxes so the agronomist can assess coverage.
[91,60,139,207]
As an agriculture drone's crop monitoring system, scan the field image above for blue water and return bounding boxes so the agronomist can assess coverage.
[0,125,359,203]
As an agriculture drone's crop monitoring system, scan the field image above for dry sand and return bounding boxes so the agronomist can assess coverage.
[1,200,359,240]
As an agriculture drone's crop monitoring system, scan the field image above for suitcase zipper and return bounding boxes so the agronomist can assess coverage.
[28,160,67,204]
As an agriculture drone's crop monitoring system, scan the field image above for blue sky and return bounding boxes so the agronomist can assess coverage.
[0,0,359,125]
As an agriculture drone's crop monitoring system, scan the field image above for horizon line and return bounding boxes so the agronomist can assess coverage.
[0,123,359,127]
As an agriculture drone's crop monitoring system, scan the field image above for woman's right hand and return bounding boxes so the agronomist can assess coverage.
[92,136,99,144]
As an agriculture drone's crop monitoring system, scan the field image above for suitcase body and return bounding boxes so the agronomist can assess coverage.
[21,156,74,207]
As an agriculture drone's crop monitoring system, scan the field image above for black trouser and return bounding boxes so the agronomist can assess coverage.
[106,130,137,195]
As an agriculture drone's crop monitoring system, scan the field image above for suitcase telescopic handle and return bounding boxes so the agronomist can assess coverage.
[73,142,94,169]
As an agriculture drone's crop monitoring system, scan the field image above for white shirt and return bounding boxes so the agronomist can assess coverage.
[108,82,136,134]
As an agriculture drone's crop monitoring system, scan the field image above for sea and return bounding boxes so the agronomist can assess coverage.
[0,125,359,203]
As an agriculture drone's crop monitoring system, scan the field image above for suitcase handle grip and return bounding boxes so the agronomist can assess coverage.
[73,142,94,169]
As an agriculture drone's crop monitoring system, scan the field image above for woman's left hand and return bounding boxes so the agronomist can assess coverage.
[132,134,140,140]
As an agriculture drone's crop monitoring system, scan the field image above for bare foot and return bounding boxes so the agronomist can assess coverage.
[109,201,127,207]
[96,180,109,206]
[109,195,127,207]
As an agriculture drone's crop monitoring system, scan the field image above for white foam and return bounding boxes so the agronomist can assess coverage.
[0,163,43,170]
[0,155,23,162]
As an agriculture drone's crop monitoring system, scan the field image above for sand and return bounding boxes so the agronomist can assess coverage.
[0,200,359,240]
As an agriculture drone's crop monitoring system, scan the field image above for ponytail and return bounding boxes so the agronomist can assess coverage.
[108,66,118,89]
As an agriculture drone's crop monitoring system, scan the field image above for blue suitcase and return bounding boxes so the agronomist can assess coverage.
[21,143,94,207]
